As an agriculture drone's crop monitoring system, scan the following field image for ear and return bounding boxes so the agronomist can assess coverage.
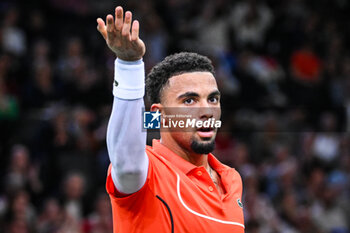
[151,103,169,126]
[150,103,162,112]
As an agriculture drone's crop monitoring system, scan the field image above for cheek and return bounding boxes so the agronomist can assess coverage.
[171,131,194,145]
[214,108,221,119]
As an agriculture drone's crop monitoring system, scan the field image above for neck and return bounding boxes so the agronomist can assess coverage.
[160,133,209,169]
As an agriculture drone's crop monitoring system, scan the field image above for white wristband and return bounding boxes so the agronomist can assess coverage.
[113,58,145,100]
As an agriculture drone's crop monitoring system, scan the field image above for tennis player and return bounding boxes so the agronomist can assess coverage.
[97,6,244,233]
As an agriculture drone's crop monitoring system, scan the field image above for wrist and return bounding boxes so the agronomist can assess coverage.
[116,56,143,62]
[113,58,145,100]
[114,52,143,62]
[117,58,143,65]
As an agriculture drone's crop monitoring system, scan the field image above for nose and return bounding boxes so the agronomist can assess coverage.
[198,100,213,120]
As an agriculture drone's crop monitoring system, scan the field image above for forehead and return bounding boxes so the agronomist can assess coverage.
[163,72,217,96]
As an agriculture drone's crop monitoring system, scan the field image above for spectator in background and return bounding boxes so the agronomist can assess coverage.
[72,107,97,151]
[140,5,168,71]
[36,198,63,233]
[82,193,112,233]
[57,37,108,108]
[290,43,322,84]
[6,219,30,233]
[4,145,42,196]
[0,53,19,121]
[194,0,230,54]
[37,196,88,233]
[311,180,349,232]
[0,74,19,120]
[323,57,343,107]
[4,190,36,232]
[26,9,47,43]
[229,0,273,49]
[57,37,86,83]
[235,50,286,106]
[264,144,297,200]
[305,167,326,203]
[279,191,321,233]
[62,172,85,223]
[242,166,288,233]
[24,39,62,109]
[312,113,340,165]
[31,39,51,69]
[51,107,75,151]
[289,41,323,106]
[25,62,62,108]
[213,119,236,165]
[1,8,26,56]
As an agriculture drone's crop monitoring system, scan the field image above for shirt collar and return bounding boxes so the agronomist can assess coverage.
[152,139,228,175]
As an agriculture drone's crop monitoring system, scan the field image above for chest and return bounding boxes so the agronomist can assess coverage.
[153,171,245,232]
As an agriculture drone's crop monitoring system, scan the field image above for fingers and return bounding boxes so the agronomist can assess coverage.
[131,20,139,42]
[106,14,115,40]
[96,18,107,40]
[97,7,140,49]
[115,6,124,32]
[122,11,132,41]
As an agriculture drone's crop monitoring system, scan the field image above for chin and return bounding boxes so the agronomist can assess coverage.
[190,136,216,154]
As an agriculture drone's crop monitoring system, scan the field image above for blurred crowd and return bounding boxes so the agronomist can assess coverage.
[0,0,350,232]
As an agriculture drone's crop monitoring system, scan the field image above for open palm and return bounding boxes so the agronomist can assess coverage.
[97,6,146,61]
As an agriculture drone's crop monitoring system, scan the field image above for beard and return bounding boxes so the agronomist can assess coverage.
[190,137,215,154]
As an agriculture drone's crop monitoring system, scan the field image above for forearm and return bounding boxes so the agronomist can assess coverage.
[106,58,148,194]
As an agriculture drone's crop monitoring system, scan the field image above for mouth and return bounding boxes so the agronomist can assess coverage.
[196,127,215,138]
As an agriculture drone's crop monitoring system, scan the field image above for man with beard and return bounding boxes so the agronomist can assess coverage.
[97,6,244,233]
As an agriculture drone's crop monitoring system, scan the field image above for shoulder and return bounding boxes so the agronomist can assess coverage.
[232,168,243,186]
[220,163,243,194]
[230,168,243,196]
[145,145,170,165]
[225,165,243,184]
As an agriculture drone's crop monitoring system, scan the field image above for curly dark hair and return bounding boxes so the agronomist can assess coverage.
[146,52,215,104]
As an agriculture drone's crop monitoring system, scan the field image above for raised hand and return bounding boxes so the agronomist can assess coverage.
[97,6,146,61]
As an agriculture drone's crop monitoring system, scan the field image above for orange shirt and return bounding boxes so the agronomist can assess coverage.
[106,139,244,233]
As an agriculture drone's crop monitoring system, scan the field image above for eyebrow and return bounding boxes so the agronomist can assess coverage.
[208,90,221,98]
[177,92,200,100]
[176,90,221,100]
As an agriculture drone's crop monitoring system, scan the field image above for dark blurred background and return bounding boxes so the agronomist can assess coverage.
[0,0,350,232]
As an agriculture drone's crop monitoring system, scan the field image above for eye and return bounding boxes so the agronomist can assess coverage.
[184,98,195,105]
[208,96,219,104]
